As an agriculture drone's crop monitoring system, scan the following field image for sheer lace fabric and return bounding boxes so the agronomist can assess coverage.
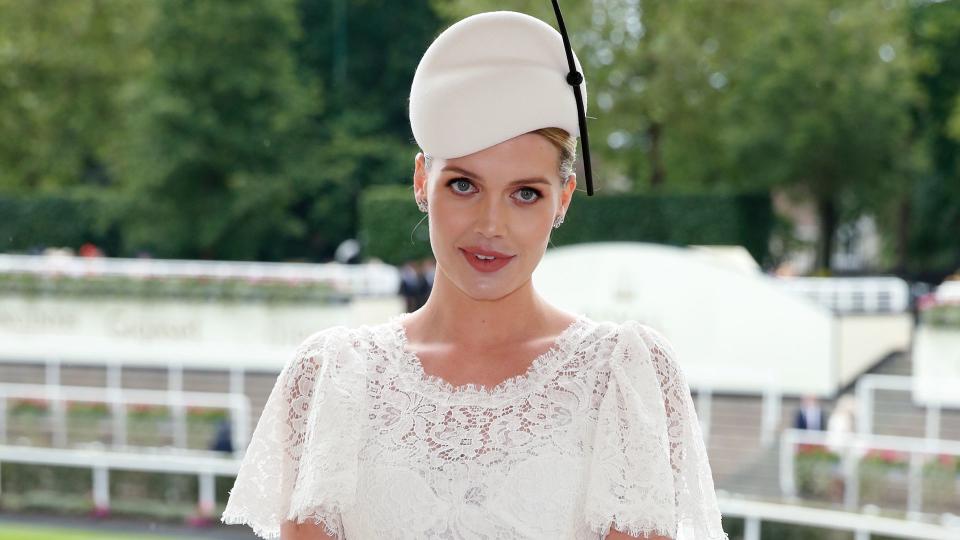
[221,314,727,539]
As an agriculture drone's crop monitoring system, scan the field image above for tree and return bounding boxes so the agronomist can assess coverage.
[715,0,917,273]
[113,0,322,260]
[293,0,442,261]
[901,0,960,276]
[0,0,152,194]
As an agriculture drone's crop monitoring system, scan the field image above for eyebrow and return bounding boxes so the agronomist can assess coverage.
[441,165,552,187]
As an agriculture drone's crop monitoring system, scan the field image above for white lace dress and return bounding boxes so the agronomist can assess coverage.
[220,313,727,540]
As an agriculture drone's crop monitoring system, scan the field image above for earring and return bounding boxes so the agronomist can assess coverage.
[417,198,428,213]
[552,214,564,228]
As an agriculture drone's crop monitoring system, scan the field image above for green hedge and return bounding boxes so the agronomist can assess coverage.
[0,194,103,253]
[359,185,774,266]
[0,272,345,304]
[921,304,960,328]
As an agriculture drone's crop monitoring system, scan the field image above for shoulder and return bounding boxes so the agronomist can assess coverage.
[613,320,689,393]
[615,320,680,367]
[284,318,401,378]
[280,323,362,384]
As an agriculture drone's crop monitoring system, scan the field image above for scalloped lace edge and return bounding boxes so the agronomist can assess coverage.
[589,515,730,540]
[221,511,343,540]
[386,312,591,400]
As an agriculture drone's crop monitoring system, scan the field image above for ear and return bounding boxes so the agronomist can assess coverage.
[414,152,428,202]
[559,173,577,215]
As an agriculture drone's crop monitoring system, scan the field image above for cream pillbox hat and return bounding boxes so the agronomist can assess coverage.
[409,5,594,195]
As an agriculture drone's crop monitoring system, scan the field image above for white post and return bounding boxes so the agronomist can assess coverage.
[856,379,873,436]
[110,387,126,449]
[843,447,860,510]
[780,429,797,499]
[107,363,122,447]
[198,471,215,518]
[744,516,761,540]
[761,387,781,447]
[0,395,6,444]
[46,359,66,448]
[231,395,249,457]
[230,367,247,454]
[93,465,110,513]
[169,363,186,448]
[907,451,923,517]
[229,366,244,396]
[107,363,122,392]
[925,404,941,441]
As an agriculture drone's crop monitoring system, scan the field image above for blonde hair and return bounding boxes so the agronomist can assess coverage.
[534,127,578,182]
[424,127,578,185]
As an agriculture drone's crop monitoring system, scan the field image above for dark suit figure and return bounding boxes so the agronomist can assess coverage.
[794,394,827,430]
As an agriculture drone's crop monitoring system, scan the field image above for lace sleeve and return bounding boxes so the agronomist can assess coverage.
[585,320,728,540]
[220,326,361,540]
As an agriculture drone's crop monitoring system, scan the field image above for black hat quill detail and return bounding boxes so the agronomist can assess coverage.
[550,0,594,196]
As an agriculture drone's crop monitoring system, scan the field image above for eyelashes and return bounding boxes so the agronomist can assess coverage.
[445,178,543,204]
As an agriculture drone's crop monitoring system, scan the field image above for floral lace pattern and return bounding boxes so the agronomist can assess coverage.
[220,314,728,540]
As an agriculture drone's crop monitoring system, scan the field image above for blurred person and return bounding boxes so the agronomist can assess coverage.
[794,393,827,431]
[209,418,234,454]
[398,261,421,313]
[825,394,858,502]
[222,8,725,540]
[415,257,435,309]
[825,394,857,453]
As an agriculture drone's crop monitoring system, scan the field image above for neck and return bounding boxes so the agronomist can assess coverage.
[410,262,558,349]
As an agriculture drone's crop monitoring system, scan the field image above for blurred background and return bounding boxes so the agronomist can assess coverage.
[0,0,958,538]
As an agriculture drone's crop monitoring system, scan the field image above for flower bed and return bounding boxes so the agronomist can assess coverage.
[0,462,236,522]
[0,271,343,304]
[4,399,231,449]
[795,446,959,509]
[919,303,960,329]
[794,444,839,497]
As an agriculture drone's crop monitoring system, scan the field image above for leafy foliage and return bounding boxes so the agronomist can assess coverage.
[360,184,773,265]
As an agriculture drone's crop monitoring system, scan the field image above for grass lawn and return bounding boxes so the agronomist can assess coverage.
[0,523,211,540]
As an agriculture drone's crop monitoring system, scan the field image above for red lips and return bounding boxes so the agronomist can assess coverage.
[461,246,514,258]
[460,247,514,273]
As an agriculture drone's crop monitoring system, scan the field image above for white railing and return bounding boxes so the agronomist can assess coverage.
[721,497,960,540]
[0,446,960,540]
[780,428,960,516]
[774,276,910,313]
[0,382,250,456]
[0,253,401,296]
[855,374,950,441]
[2,442,958,539]
[0,444,238,519]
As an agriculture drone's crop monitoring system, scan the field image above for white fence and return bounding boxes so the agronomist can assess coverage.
[780,428,960,516]
[0,382,250,456]
[775,276,910,313]
[0,444,237,518]
[721,497,960,540]
[2,442,958,538]
[0,253,400,297]
[855,374,951,440]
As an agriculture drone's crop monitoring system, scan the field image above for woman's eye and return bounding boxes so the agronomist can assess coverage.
[516,187,542,203]
[447,178,475,194]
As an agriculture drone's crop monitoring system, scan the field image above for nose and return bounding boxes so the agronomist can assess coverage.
[474,194,506,238]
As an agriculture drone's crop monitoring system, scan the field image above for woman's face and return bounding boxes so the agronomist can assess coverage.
[413,132,577,300]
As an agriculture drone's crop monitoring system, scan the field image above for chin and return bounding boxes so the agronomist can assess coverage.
[450,265,526,302]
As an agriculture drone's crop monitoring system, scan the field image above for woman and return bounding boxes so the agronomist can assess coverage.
[221,8,726,540]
